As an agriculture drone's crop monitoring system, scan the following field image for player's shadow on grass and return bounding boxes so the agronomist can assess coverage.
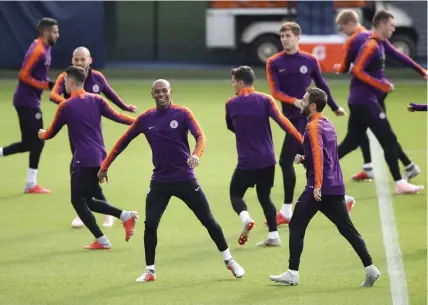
[0,193,24,201]
[0,228,69,244]
[0,248,86,267]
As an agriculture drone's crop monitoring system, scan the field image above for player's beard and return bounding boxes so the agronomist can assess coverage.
[301,105,310,117]
[47,34,56,46]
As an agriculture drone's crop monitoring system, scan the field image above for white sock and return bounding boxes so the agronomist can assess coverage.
[221,248,232,261]
[395,179,406,185]
[268,231,279,239]
[363,163,373,171]
[26,168,38,187]
[288,269,299,276]
[0,147,3,157]
[120,211,133,221]
[364,264,374,271]
[405,163,414,170]
[280,203,292,219]
[96,235,110,245]
[239,210,251,224]
[146,265,155,271]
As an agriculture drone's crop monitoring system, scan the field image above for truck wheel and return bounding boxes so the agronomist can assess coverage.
[390,34,416,58]
[250,35,282,65]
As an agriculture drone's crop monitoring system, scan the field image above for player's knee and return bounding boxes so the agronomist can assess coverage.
[144,219,160,232]
[279,157,294,169]
[202,216,221,231]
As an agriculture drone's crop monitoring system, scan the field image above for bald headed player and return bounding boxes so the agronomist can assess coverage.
[98,79,245,282]
[39,66,138,250]
[0,18,59,194]
[49,47,137,228]
[334,9,422,182]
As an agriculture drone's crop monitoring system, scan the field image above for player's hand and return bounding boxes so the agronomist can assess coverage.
[293,99,303,109]
[333,63,342,74]
[387,83,395,92]
[314,188,322,201]
[187,155,200,169]
[97,169,109,183]
[407,103,416,112]
[294,154,305,164]
[334,107,346,116]
[38,129,46,139]
[48,80,55,90]
[127,104,137,113]
[423,70,428,80]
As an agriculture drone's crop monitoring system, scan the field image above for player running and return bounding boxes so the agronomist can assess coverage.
[334,9,423,182]
[337,10,425,194]
[0,18,59,194]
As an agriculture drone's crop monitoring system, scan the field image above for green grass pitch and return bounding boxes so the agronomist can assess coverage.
[0,77,426,305]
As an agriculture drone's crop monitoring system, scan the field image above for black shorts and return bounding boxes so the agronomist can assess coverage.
[230,165,275,196]
[279,117,306,166]
[347,103,397,146]
[70,167,101,202]
[15,106,43,142]
[148,179,202,200]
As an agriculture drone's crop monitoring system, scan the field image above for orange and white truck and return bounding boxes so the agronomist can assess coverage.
[206,1,419,72]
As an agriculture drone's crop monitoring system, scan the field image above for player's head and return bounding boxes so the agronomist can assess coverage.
[37,17,59,46]
[335,9,360,36]
[72,47,92,72]
[230,66,255,95]
[301,88,327,116]
[64,66,86,94]
[373,10,395,39]
[151,79,172,108]
[279,22,301,52]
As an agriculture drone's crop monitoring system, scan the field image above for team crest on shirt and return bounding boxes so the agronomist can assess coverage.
[92,84,100,93]
[170,120,178,129]
[300,65,308,74]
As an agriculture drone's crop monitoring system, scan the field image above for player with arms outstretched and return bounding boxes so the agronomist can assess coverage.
[98,79,245,282]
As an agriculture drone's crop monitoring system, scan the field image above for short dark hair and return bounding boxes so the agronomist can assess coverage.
[65,66,86,84]
[372,10,394,28]
[37,17,58,34]
[307,88,327,112]
[231,66,255,85]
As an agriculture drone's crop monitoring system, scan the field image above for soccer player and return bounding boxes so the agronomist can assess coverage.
[335,9,423,182]
[266,22,353,225]
[38,66,138,249]
[408,103,427,112]
[98,79,245,282]
[338,10,425,194]
[0,18,59,194]
[226,66,304,247]
[269,88,380,287]
[49,46,137,228]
